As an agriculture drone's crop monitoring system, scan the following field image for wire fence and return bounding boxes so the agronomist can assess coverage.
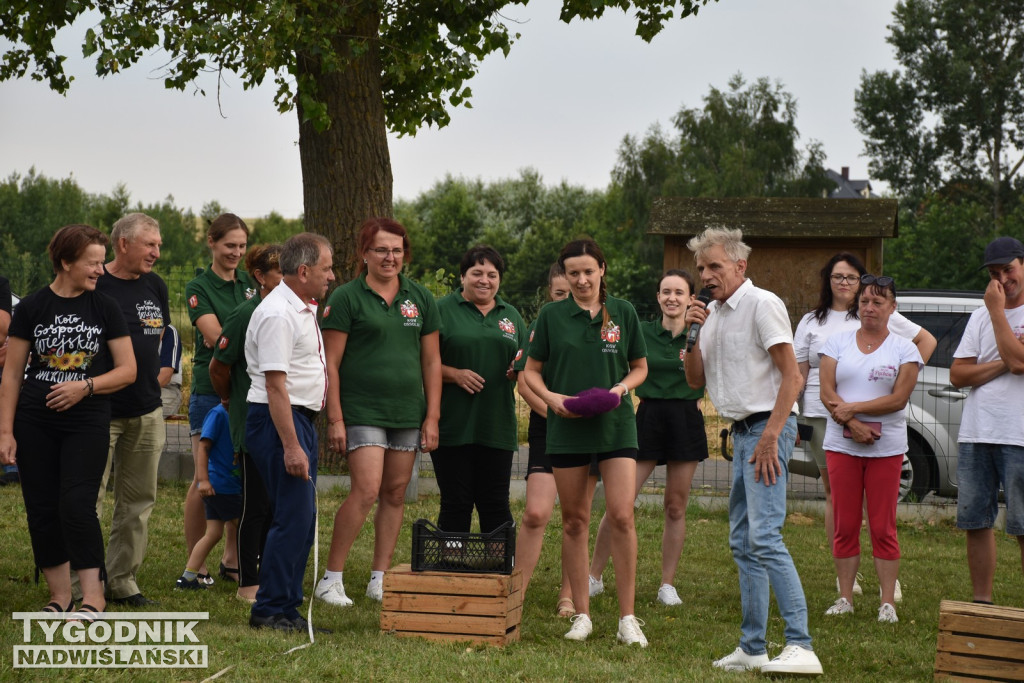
[159,268,957,508]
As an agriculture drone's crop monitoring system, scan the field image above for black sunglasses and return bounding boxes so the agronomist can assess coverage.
[860,274,894,287]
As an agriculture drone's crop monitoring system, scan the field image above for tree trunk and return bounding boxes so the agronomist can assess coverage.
[296,4,393,283]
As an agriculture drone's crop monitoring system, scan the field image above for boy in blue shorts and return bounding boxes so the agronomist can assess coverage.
[175,404,242,590]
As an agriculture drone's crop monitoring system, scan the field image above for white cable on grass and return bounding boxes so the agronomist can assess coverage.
[200,666,234,682]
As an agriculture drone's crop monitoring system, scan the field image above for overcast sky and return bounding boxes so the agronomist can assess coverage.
[0,0,900,218]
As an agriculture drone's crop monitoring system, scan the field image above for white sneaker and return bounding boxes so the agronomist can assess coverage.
[881,579,903,603]
[564,613,593,641]
[878,602,899,623]
[761,644,823,676]
[657,584,682,606]
[836,574,864,595]
[588,575,604,597]
[366,579,383,602]
[617,615,648,647]
[712,647,770,672]
[824,597,854,615]
[314,579,354,607]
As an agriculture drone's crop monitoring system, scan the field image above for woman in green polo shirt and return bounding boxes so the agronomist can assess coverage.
[208,243,282,603]
[184,213,253,582]
[315,217,441,607]
[521,239,649,647]
[431,245,526,537]
[588,269,709,608]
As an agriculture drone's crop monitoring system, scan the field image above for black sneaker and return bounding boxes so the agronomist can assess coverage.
[108,593,160,607]
[175,576,206,591]
[290,615,332,634]
[249,613,301,632]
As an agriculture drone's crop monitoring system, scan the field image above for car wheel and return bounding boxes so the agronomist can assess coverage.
[899,442,932,502]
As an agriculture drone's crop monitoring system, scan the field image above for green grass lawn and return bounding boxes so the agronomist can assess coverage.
[1,480,1022,681]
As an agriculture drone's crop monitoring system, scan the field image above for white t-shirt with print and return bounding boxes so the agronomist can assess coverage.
[794,309,921,418]
[820,330,923,457]
[954,304,1024,446]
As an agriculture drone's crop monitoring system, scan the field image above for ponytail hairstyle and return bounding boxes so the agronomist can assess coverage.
[558,239,610,328]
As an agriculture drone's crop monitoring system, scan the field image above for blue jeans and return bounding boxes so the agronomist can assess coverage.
[729,415,811,655]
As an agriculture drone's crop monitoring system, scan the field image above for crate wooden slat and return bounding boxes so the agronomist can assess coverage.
[381,564,522,646]
[934,600,1024,681]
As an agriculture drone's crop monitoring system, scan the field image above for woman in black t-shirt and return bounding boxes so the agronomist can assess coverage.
[0,225,136,619]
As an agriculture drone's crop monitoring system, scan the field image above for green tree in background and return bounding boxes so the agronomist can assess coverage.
[855,0,1024,222]
[0,0,716,283]
[251,212,304,245]
[610,73,830,299]
[855,0,1024,289]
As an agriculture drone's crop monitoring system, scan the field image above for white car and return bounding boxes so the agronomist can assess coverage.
[790,290,984,501]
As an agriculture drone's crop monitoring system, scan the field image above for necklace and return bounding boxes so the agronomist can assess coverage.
[859,329,885,351]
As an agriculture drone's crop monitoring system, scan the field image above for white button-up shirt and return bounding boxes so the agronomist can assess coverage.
[245,280,327,411]
[700,278,797,421]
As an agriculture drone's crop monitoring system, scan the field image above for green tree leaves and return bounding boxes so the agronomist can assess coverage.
[855,0,1024,221]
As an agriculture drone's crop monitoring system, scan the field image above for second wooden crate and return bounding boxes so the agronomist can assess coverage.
[380,563,523,646]
[934,599,1024,681]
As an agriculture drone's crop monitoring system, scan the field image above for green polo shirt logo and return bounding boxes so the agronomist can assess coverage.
[400,299,421,327]
[601,320,621,346]
[498,317,517,339]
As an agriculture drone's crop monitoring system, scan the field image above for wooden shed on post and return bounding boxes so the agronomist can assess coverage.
[648,197,899,327]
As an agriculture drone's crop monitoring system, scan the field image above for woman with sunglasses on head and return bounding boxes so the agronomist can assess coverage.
[316,218,441,607]
[794,253,935,599]
[521,239,649,647]
[818,274,922,623]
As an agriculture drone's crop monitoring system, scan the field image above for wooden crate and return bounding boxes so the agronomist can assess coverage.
[934,600,1024,681]
[380,563,522,646]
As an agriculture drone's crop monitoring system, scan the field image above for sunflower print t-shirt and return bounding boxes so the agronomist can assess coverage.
[8,285,130,422]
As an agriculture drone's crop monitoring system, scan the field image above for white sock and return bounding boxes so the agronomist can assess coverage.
[368,570,384,586]
[321,570,343,585]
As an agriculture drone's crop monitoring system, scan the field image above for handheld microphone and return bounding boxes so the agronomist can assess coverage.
[685,288,712,353]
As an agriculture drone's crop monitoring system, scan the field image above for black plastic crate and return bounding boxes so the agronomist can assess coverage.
[411,519,516,574]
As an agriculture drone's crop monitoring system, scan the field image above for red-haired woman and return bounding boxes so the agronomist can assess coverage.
[315,218,442,606]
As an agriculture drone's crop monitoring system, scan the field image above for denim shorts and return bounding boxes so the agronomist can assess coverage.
[189,393,221,436]
[346,425,420,453]
[956,442,1024,536]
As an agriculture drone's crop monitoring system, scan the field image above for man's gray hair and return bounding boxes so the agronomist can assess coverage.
[111,213,160,244]
[687,226,752,263]
[280,232,331,275]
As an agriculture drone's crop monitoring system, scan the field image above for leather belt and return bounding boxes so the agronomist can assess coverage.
[731,411,794,433]
[292,405,318,422]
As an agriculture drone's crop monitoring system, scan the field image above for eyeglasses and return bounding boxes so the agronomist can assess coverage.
[830,274,859,284]
[860,274,894,287]
[370,247,404,257]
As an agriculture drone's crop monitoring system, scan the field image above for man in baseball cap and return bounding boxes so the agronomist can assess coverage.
[950,234,1024,606]
[982,236,1024,268]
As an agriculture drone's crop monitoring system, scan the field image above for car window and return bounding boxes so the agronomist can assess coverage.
[900,310,973,369]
